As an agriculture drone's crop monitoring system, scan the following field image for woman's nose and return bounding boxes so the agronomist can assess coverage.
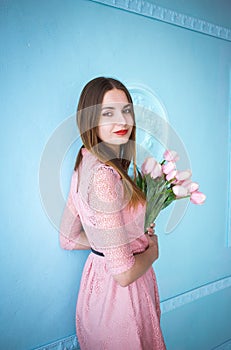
[115,111,127,124]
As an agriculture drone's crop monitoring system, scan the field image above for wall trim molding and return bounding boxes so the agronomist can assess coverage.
[34,334,79,350]
[227,75,231,247]
[34,276,231,349]
[161,275,231,313]
[88,0,231,42]
[212,338,231,350]
[34,335,231,350]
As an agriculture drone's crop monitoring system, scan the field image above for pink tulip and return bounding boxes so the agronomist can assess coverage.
[163,149,179,162]
[162,161,176,175]
[150,163,163,179]
[141,157,157,175]
[188,182,199,193]
[172,185,189,197]
[190,191,206,205]
[141,157,162,179]
[166,169,177,181]
[175,169,192,182]
[181,180,199,193]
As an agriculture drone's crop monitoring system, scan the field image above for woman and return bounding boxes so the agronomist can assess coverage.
[60,77,166,349]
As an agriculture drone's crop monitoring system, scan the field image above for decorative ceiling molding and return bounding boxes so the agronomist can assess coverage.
[88,0,231,42]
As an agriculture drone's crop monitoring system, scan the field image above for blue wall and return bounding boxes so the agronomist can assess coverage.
[1,1,231,349]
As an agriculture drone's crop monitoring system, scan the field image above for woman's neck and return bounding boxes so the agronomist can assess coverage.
[103,143,121,158]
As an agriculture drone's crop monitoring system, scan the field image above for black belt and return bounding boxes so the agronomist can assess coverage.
[91,248,145,257]
[91,248,104,257]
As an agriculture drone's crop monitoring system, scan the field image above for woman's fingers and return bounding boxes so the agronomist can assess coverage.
[146,223,155,236]
[146,234,159,260]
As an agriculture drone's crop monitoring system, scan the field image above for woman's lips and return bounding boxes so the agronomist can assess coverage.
[114,129,128,136]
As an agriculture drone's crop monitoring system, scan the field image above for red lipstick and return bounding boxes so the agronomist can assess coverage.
[114,129,128,136]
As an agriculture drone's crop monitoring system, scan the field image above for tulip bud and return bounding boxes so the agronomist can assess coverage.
[163,150,179,162]
[166,170,177,181]
[162,161,176,175]
[181,180,199,193]
[141,157,162,179]
[188,182,199,193]
[150,163,163,179]
[141,157,157,175]
[175,169,192,181]
[181,179,192,187]
[172,185,189,197]
[190,191,206,204]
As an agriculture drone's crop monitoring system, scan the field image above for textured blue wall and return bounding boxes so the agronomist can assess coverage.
[0,1,231,349]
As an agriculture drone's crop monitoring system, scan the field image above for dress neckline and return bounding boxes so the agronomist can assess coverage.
[81,147,89,156]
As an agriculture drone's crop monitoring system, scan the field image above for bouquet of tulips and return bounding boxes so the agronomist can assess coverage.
[136,149,206,229]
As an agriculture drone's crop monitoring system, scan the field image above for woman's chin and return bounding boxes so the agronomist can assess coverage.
[111,137,130,145]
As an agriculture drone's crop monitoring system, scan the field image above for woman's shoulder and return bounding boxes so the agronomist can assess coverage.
[75,148,121,197]
[80,147,101,170]
[81,148,120,179]
[92,165,121,192]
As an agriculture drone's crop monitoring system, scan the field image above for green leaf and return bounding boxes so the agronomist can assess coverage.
[161,191,176,209]
[136,170,142,189]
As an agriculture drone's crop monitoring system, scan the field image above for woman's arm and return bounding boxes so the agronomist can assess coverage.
[89,166,159,285]
[59,173,91,250]
[113,234,159,287]
[60,227,91,250]
[70,230,91,250]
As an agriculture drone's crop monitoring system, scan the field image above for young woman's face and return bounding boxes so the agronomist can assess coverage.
[97,89,134,148]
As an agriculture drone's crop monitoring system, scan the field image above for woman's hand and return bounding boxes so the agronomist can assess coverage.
[145,222,155,236]
[113,223,159,287]
[145,223,159,263]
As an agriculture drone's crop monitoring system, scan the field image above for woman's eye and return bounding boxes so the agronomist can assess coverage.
[123,108,132,114]
[102,111,113,117]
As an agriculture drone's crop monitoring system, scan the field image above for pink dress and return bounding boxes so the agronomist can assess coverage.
[60,148,166,350]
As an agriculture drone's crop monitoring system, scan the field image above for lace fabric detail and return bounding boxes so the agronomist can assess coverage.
[102,245,135,275]
[60,149,166,349]
[59,174,82,249]
[84,162,137,273]
[59,149,146,271]
[76,256,166,350]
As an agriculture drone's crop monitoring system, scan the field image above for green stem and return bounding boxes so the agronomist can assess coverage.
[165,177,177,185]
[175,195,190,200]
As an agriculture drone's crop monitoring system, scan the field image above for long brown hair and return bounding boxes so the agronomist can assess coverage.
[74,77,146,209]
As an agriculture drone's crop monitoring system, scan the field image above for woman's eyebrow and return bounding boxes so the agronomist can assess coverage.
[101,106,115,110]
[123,104,131,109]
[101,103,131,110]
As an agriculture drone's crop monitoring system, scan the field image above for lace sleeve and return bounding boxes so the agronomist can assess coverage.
[88,165,135,275]
[59,173,82,250]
